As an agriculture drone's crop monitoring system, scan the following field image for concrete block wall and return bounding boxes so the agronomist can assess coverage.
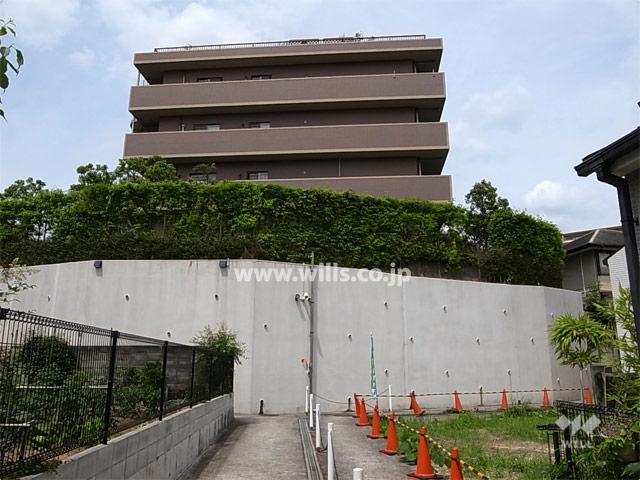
[28,394,233,480]
[14,259,584,414]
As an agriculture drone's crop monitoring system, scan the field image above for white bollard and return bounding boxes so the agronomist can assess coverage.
[315,403,321,449]
[305,385,310,414]
[327,422,335,480]
[309,393,314,428]
[353,467,364,480]
[388,384,393,412]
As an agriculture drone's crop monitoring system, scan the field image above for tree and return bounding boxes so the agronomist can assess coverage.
[550,312,614,397]
[76,163,116,186]
[1,177,46,199]
[0,258,36,304]
[193,324,246,365]
[464,180,510,250]
[481,209,564,286]
[0,19,24,119]
[584,284,615,327]
[113,156,176,182]
[597,288,639,414]
[73,157,177,187]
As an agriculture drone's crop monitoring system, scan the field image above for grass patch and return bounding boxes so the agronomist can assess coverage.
[382,407,559,480]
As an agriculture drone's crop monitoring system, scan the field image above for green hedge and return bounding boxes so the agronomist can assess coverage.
[0,180,563,286]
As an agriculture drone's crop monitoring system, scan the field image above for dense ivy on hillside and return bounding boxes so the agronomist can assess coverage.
[0,162,564,287]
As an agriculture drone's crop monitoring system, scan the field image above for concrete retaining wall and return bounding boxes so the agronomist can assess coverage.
[27,394,233,480]
[14,259,584,414]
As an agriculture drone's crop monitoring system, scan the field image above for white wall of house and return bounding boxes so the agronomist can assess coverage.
[9,259,583,413]
[608,247,631,342]
[608,247,630,300]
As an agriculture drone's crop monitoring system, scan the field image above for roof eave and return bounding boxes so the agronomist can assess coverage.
[575,127,640,177]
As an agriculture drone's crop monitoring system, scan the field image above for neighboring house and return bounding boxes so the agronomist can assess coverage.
[575,124,640,350]
[562,227,624,294]
[123,35,452,201]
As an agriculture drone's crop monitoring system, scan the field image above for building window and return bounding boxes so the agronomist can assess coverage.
[597,251,610,275]
[248,171,269,180]
[250,74,272,80]
[189,172,217,183]
[248,121,271,129]
[196,77,222,82]
[193,124,221,131]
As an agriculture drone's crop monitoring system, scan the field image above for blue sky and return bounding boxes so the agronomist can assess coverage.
[0,0,638,231]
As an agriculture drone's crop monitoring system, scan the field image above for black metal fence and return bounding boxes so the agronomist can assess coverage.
[554,400,640,479]
[0,308,233,476]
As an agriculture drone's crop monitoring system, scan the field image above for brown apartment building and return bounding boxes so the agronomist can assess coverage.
[123,35,452,201]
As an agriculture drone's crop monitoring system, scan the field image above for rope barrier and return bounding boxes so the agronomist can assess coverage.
[359,386,582,398]
[394,418,490,479]
[360,397,492,479]
[313,386,390,405]
[314,393,351,405]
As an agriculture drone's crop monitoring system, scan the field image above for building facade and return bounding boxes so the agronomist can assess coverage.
[562,227,624,294]
[123,35,452,201]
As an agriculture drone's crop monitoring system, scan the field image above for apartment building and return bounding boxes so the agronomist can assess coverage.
[123,35,452,201]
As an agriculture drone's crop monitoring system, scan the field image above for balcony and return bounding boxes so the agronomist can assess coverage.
[123,122,449,172]
[129,73,445,123]
[134,37,443,83]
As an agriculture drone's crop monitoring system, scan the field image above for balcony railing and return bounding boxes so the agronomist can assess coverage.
[129,73,446,120]
[123,122,449,163]
[154,35,427,53]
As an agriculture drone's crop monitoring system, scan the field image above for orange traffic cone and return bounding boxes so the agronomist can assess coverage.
[542,388,551,409]
[453,390,464,413]
[380,413,398,455]
[367,404,381,439]
[585,387,593,405]
[356,397,370,427]
[410,390,426,416]
[500,389,509,410]
[449,447,464,480]
[407,426,443,479]
[353,393,360,418]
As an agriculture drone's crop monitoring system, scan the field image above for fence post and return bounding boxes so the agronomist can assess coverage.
[102,330,119,444]
[159,341,169,420]
[328,422,335,480]
[305,385,310,414]
[315,403,321,450]
[189,347,196,408]
[208,354,214,399]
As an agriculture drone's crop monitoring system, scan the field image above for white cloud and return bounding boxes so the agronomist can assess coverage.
[450,81,533,160]
[96,0,320,53]
[69,47,96,68]
[1,0,81,46]
[524,180,576,210]
[523,179,617,231]
[93,0,320,84]
[461,82,532,132]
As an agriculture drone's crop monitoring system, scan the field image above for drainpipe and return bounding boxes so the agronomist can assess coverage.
[308,253,316,396]
[596,169,640,354]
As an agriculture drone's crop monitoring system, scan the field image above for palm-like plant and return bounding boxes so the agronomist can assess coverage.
[550,313,615,399]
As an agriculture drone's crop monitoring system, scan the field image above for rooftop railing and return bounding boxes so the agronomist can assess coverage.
[153,34,427,53]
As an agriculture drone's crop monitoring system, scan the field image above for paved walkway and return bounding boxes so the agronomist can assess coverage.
[181,415,308,480]
[318,414,423,480]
